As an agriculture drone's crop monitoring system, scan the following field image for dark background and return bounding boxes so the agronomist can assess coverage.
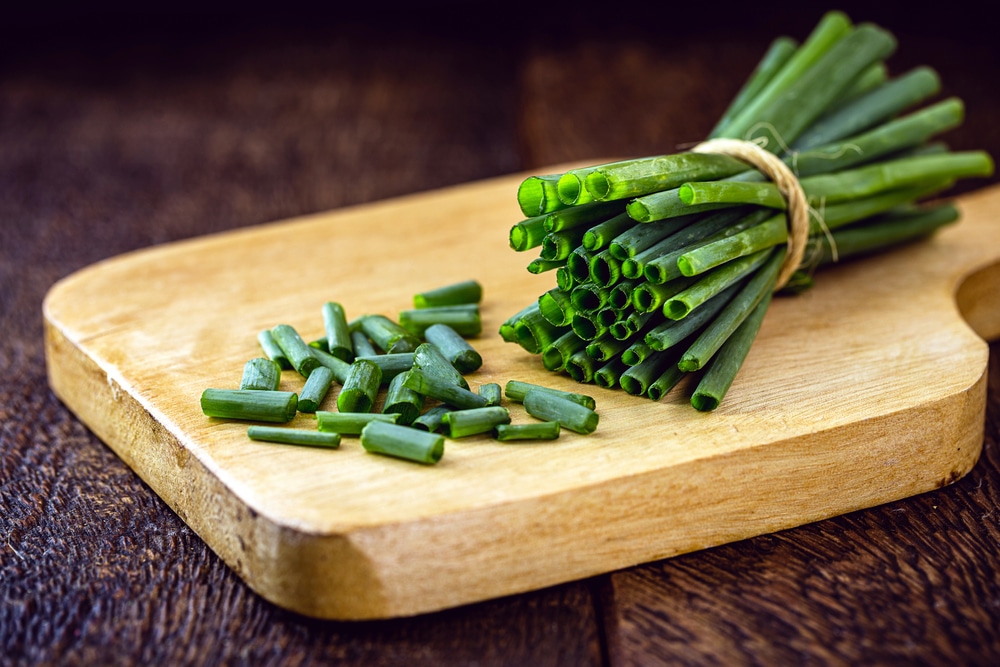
[3,3,999,665]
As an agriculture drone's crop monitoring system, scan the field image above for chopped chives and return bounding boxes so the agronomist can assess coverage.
[321,301,353,362]
[297,365,335,413]
[403,368,489,410]
[350,330,378,357]
[494,421,561,442]
[257,329,291,370]
[442,406,511,438]
[308,346,352,384]
[412,404,453,432]
[247,425,341,449]
[359,314,421,354]
[270,324,321,377]
[399,304,482,338]
[354,353,414,383]
[478,382,503,406]
[523,389,599,435]
[316,411,399,435]
[360,421,445,465]
[423,323,483,373]
[381,370,425,425]
[413,342,470,389]
[239,357,282,391]
[413,279,482,308]
[200,389,298,423]
[337,358,382,413]
[504,380,596,410]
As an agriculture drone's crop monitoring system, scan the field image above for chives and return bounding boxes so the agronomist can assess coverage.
[403,368,489,410]
[360,421,444,465]
[412,404,452,432]
[413,342,469,389]
[413,279,482,308]
[441,406,511,438]
[381,371,425,425]
[200,389,298,423]
[297,365,335,413]
[399,304,482,338]
[354,353,415,383]
[247,426,341,449]
[257,329,291,370]
[504,380,596,410]
[308,345,352,383]
[494,421,561,442]
[359,314,421,354]
[350,330,378,357]
[423,323,483,374]
[523,389,599,435]
[317,411,399,435]
[240,357,281,391]
[322,301,353,361]
[337,359,382,413]
[478,382,502,406]
[270,324,321,377]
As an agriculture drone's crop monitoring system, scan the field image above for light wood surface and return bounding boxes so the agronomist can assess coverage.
[42,171,1000,620]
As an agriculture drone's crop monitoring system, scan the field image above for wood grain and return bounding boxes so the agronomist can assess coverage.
[42,165,1000,618]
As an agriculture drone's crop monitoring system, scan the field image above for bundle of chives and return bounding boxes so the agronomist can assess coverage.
[501,10,994,411]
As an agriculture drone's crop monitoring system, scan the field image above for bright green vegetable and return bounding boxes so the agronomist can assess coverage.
[423,323,483,373]
[200,389,298,423]
[297,365,335,413]
[336,358,382,413]
[270,324,321,378]
[239,357,282,391]
[442,406,511,438]
[322,302,353,362]
[413,279,482,308]
[360,421,444,465]
[316,411,399,435]
[247,426,341,449]
[523,389,599,435]
[494,421,561,442]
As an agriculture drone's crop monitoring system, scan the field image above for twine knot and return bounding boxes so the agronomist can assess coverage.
[691,138,809,290]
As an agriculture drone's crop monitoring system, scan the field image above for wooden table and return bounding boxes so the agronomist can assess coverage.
[3,4,999,664]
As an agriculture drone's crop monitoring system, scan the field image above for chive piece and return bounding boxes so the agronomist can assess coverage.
[541,228,589,261]
[297,365,335,413]
[621,350,681,397]
[360,421,445,465]
[359,314,421,353]
[517,174,566,217]
[322,302,354,362]
[423,323,483,373]
[247,426,341,449]
[399,304,482,338]
[542,329,588,372]
[442,406,511,438]
[354,353,415,384]
[646,282,739,352]
[647,365,688,402]
[538,287,577,327]
[494,422,561,442]
[240,357,282,391]
[412,404,453,432]
[270,324,321,378]
[257,330,292,370]
[478,382,503,406]
[382,370,425,425]
[504,380,597,410]
[413,279,482,308]
[621,341,655,367]
[523,389,599,435]
[582,212,637,252]
[350,330,378,358]
[510,215,548,252]
[691,291,773,411]
[514,308,569,354]
[413,342,470,389]
[316,411,399,435]
[594,358,628,390]
[499,302,539,343]
[200,389,298,423]
[308,346,352,384]
[403,368,489,410]
[528,257,565,274]
[337,359,382,413]
[565,349,599,384]
[667,249,772,320]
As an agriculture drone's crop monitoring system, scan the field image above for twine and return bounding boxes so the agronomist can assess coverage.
[691,138,810,290]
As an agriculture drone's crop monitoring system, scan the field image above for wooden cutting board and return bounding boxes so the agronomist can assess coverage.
[43,168,1000,620]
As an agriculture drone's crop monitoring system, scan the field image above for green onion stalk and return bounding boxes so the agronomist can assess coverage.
[501,10,994,411]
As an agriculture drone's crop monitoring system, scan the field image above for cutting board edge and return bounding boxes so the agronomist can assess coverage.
[43,311,987,620]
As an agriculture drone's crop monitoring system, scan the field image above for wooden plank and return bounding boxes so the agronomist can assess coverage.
[42,171,1000,619]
